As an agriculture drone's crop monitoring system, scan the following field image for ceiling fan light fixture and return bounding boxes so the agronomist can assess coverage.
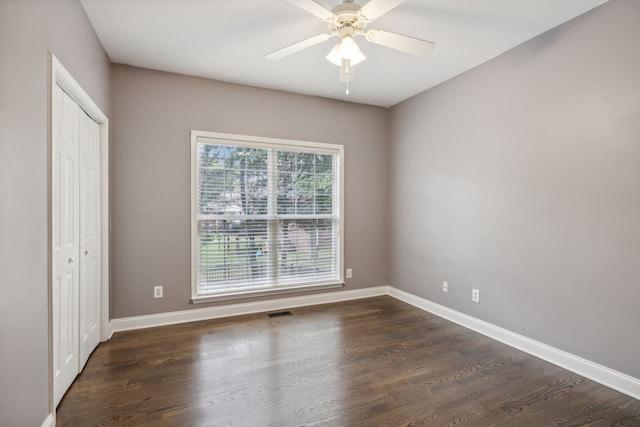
[326,35,366,66]
[348,47,366,65]
[339,35,359,58]
[326,43,343,66]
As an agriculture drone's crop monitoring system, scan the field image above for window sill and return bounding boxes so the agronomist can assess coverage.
[191,281,345,304]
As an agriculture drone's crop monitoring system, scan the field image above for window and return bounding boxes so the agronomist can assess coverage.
[191,131,344,302]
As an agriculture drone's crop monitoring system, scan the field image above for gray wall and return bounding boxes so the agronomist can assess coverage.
[110,65,388,318]
[0,0,110,425]
[389,0,640,378]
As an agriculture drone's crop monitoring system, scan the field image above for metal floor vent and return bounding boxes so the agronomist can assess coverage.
[268,311,293,318]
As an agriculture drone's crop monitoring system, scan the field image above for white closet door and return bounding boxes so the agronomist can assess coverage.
[79,109,101,370]
[52,85,81,406]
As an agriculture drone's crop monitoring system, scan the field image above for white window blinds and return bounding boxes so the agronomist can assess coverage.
[191,131,343,302]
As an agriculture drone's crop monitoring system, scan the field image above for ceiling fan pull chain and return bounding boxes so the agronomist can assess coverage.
[346,59,350,95]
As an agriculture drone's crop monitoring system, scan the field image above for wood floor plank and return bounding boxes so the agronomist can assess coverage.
[56,296,640,426]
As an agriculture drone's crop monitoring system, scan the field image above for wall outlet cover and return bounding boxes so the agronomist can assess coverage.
[154,286,163,299]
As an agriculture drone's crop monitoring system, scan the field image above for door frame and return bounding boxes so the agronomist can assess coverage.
[48,53,110,414]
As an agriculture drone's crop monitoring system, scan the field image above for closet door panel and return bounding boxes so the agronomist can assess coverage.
[52,86,81,407]
[79,109,101,370]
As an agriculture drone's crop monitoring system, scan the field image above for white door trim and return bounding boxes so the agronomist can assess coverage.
[48,53,110,416]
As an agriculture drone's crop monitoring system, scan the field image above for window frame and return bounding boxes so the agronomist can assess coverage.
[190,130,344,303]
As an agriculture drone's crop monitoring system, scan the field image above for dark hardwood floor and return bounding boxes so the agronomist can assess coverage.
[57,296,640,426]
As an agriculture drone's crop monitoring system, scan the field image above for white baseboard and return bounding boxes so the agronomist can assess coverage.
[107,284,639,401]
[41,413,55,427]
[387,286,640,401]
[110,286,387,334]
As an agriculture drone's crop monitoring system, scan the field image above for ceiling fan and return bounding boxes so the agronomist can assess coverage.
[266,0,435,94]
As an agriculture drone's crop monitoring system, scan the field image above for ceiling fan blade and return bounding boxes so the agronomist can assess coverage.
[266,34,332,61]
[289,0,334,20]
[360,0,406,21]
[365,29,435,57]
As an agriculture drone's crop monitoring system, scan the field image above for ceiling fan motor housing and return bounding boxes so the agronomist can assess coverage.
[327,2,370,36]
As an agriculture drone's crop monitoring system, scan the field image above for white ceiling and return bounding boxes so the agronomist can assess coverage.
[81,0,608,107]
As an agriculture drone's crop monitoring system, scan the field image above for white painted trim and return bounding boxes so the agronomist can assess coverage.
[193,130,344,153]
[191,282,344,304]
[190,131,198,306]
[109,284,640,401]
[387,286,640,401]
[99,120,110,342]
[41,413,55,427]
[52,56,107,123]
[110,286,387,333]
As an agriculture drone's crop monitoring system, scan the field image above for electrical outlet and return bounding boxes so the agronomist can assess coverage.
[442,281,449,293]
[346,268,353,279]
[154,285,163,299]
[472,289,480,303]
